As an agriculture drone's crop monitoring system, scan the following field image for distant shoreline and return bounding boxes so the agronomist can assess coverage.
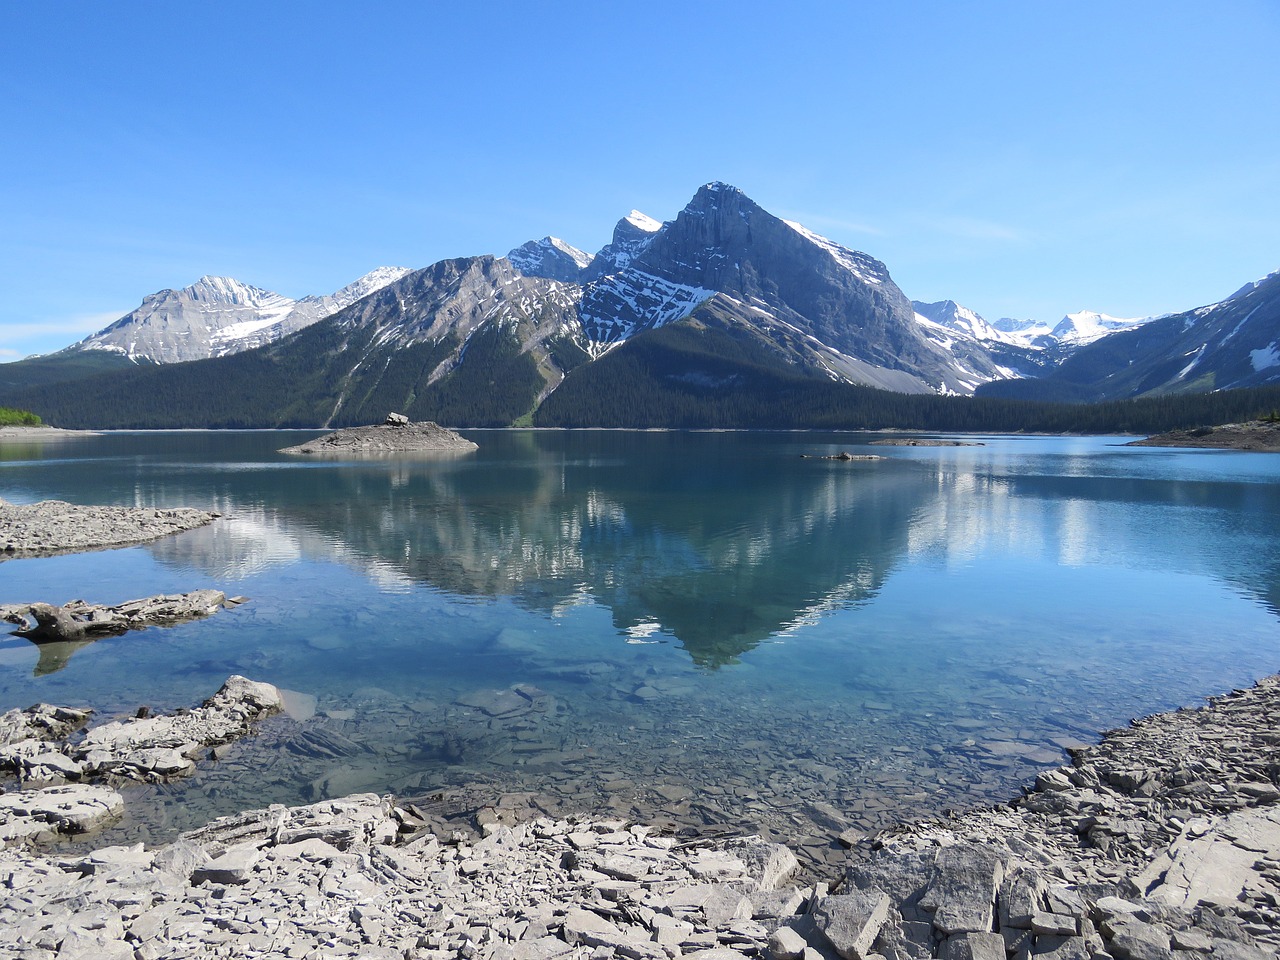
[1127,419,1280,452]
[0,425,99,440]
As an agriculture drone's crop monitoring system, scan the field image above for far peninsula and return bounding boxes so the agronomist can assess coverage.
[1129,419,1280,452]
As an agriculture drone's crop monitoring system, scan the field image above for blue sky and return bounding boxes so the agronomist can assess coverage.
[2,1,1278,359]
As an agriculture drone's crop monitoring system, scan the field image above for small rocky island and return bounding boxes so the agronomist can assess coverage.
[1129,420,1280,452]
[278,413,479,456]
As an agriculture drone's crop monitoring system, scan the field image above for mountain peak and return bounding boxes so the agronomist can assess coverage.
[183,276,287,308]
[581,212,665,281]
[1051,310,1150,345]
[506,236,593,282]
[624,210,661,233]
[1226,267,1280,302]
[697,180,742,197]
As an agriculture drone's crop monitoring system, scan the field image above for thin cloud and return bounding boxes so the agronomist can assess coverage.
[931,217,1029,243]
[777,210,885,237]
[3,310,126,340]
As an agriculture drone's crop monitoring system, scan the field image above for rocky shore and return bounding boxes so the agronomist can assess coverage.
[1129,421,1280,452]
[0,671,1277,959]
[278,415,479,456]
[0,499,219,558]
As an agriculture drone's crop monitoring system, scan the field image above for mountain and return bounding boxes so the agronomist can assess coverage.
[579,211,663,281]
[914,300,1022,345]
[978,270,1280,402]
[572,183,1014,393]
[5,182,1277,430]
[64,267,411,364]
[911,299,1065,381]
[1049,309,1151,346]
[990,316,1056,340]
[505,237,593,282]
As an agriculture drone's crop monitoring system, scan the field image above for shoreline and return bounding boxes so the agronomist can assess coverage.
[0,673,1276,958]
[0,499,219,559]
[0,425,100,440]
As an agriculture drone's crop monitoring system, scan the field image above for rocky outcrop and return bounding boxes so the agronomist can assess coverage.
[278,419,478,456]
[1128,420,1280,452]
[0,675,283,787]
[0,703,92,747]
[1,589,235,642]
[0,784,125,846]
[0,499,218,558]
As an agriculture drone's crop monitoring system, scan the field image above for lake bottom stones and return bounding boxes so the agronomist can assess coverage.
[1,674,1279,958]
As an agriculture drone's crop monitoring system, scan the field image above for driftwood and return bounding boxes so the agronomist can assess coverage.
[1,590,239,642]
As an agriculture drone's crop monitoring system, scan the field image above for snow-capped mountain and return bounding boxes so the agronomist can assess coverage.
[571,183,1015,393]
[66,268,411,364]
[990,316,1056,340]
[505,237,593,283]
[979,269,1280,401]
[1050,310,1152,346]
[12,181,1273,429]
[912,300,1033,347]
[580,210,663,281]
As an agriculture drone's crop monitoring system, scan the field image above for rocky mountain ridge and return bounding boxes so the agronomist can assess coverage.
[4,183,1279,426]
[65,267,412,364]
[979,268,1280,402]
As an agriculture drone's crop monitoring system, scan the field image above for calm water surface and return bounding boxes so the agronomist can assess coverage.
[2,430,1278,862]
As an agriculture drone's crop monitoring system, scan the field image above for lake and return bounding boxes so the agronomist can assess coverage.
[2,429,1278,867]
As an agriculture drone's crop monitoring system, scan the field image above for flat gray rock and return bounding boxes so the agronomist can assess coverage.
[919,846,1005,935]
[811,890,893,960]
[1139,806,1280,909]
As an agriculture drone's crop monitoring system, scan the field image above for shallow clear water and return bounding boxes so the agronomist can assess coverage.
[2,430,1278,862]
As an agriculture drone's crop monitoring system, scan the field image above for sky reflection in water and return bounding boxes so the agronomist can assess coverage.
[1,430,1277,851]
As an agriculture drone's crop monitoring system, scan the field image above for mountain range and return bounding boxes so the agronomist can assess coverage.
[69,267,412,364]
[2,182,1278,428]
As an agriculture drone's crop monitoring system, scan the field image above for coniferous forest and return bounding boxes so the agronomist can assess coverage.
[4,314,1280,436]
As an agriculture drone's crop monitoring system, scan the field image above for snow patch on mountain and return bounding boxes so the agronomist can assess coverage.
[1051,310,1151,345]
[579,270,714,348]
[912,300,1035,347]
[624,210,662,233]
[581,211,665,281]
[1227,268,1280,302]
[990,316,1056,339]
[1251,341,1280,372]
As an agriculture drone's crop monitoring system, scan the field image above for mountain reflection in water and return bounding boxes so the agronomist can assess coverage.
[3,429,1279,865]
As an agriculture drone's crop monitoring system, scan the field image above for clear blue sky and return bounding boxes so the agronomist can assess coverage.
[3,1,1278,359]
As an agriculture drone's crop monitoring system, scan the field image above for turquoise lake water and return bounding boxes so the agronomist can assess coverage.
[2,430,1278,859]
